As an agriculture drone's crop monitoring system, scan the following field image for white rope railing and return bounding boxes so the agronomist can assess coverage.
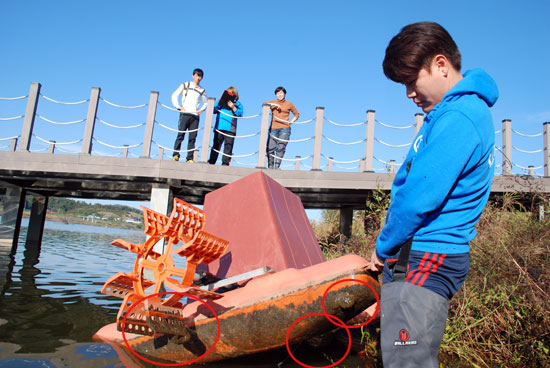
[41,94,88,105]
[97,118,145,129]
[33,135,82,145]
[494,129,502,134]
[334,163,360,170]
[218,110,261,119]
[100,98,147,109]
[323,135,365,146]
[211,148,258,158]
[375,137,412,148]
[513,146,543,154]
[55,147,79,154]
[269,153,312,162]
[376,119,414,130]
[513,163,543,170]
[0,145,9,149]
[93,138,142,149]
[214,129,259,139]
[0,136,19,141]
[29,147,48,153]
[152,140,198,154]
[325,117,365,127]
[269,134,313,143]
[233,160,257,167]
[156,120,202,134]
[273,116,314,125]
[512,129,543,138]
[37,114,85,125]
[321,154,361,164]
[0,95,27,100]
[0,115,24,121]
[374,156,403,167]
[158,101,201,114]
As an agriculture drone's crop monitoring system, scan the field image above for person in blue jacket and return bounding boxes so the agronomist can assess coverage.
[368,22,498,367]
[208,86,243,166]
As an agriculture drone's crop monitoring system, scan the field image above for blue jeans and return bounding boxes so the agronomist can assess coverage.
[266,127,290,169]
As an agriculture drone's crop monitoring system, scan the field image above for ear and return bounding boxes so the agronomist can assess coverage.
[432,54,450,77]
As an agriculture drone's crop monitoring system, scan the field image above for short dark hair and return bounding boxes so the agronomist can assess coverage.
[193,68,204,78]
[383,22,461,84]
[274,86,286,95]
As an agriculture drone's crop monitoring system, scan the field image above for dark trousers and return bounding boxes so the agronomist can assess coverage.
[173,113,199,160]
[208,130,235,165]
[266,127,290,169]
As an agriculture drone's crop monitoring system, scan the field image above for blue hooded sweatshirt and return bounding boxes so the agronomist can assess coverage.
[214,100,243,133]
[375,69,499,262]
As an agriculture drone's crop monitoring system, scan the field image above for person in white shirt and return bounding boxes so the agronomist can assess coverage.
[171,68,207,162]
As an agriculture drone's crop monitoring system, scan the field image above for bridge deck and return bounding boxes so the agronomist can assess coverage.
[0,151,549,209]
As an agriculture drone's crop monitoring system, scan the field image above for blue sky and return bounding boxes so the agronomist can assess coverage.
[1,1,549,219]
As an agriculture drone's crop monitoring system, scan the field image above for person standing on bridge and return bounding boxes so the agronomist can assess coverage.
[171,68,208,162]
[367,22,498,368]
[263,86,299,169]
[208,86,243,166]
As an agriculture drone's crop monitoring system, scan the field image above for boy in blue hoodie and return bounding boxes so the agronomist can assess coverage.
[368,22,498,367]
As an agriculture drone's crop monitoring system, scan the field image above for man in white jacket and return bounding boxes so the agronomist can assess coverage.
[171,68,207,162]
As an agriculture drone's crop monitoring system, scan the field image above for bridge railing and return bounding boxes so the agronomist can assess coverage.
[1,82,549,177]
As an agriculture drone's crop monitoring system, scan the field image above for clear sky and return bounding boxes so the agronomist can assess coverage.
[1,1,549,218]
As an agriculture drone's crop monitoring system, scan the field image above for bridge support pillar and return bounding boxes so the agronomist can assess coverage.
[149,184,173,254]
[0,185,26,248]
[26,194,48,249]
[339,207,353,239]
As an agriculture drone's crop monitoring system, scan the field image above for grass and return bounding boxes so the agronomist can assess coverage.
[311,191,550,367]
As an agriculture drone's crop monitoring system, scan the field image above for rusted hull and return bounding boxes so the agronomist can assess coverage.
[94,254,379,364]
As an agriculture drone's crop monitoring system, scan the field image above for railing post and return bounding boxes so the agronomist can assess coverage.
[199,97,216,163]
[48,141,56,154]
[502,119,512,175]
[257,103,271,168]
[18,82,41,151]
[122,145,129,158]
[141,91,159,158]
[414,113,424,136]
[312,107,324,171]
[328,157,334,172]
[158,147,164,161]
[364,110,375,172]
[390,159,396,173]
[544,122,550,177]
[295,156,301,170]
[9,137,18,151]
[81,87,101,155]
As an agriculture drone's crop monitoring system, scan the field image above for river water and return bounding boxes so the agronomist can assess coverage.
[0,220,371,368]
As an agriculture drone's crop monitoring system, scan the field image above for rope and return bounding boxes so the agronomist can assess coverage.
[321,154,361,164]
[325,118,365,127]
[211,148,258,158]
[376,119,414,130]
[214,129,259,139]
[511,129,543,138]
[0,115,24,121]
[152,140,198,153]
[273,115,313,125]
[100,98,146,109]
[55,147,79,154]
[93,138,142,149]
[156,121,202,134]
[0,95,27,100]
[37,114,85,125]
[269,133,313,143]
[494,130,502,134]
[513,146,543,154]
[29,148,48,153]
[41,94,88,105]
[323,135,365,146]
[373,156,403,166]
[0,136,19,141]
[233,160,256,167]
[375,137,412,148]
[0,145,9,149]
[334,163,360,170]
[97,118,145,129]
[269,153,312,162]
[158,101,201,114]
[218,110,260,119]
[513,163,543,170]
[32,134,82,145]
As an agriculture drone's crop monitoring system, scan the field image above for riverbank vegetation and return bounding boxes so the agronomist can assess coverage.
[312,190,549,367]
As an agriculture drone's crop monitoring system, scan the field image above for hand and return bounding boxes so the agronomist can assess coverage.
[369,250,384,273]
[178,106,185,112]
[227,101,235,111]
